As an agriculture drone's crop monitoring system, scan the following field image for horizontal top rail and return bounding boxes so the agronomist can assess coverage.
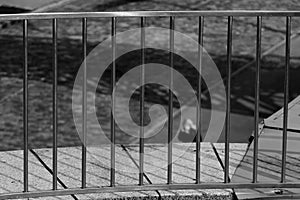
[1,10,300,20]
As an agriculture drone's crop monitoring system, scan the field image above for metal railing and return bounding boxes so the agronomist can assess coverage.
[0,11,298,199]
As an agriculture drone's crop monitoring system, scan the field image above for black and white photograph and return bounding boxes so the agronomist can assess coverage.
[0,0,300,199]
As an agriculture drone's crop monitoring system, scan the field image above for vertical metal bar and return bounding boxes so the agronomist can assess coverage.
[52,18,58,190]
[281,16,291,183]
[225,16,232,183]
[253,16,262,183]
[196,16,204,184]
[167,16,174,185]
[23,19,28,193]
[110,17,116,187]
[139,17,145,186]
[81,17,87,189]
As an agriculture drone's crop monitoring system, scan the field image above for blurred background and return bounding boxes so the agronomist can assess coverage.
[0,0,300,150]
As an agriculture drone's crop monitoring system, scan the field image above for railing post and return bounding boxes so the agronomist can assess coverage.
[23,19,29,193]
[225,16,232,183]
[81,17,87,189]
[196,16,204,184]
[52,18,58,190]
[139,16,146,186]
[281,16,291,183]
[167,16,175,185]
[253,16,262,183]
[110,17,116,187]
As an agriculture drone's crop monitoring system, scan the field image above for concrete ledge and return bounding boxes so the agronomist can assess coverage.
[0,143,248,199]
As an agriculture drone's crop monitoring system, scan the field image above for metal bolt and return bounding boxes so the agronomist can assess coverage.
[273,189,284,195]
